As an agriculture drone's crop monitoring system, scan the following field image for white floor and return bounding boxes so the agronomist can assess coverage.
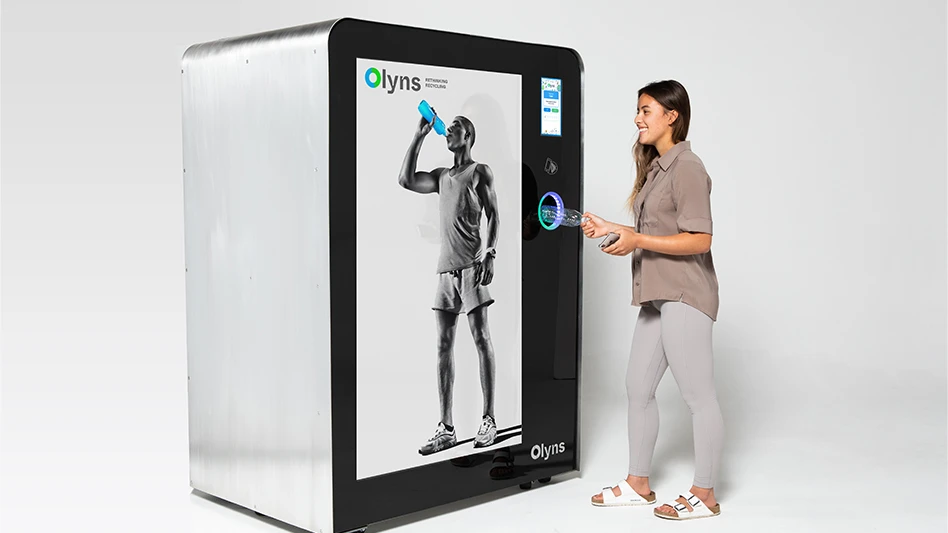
[4,382,944,533]
[347,388,948,533]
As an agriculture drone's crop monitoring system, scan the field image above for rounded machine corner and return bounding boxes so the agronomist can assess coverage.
[325,17,367,43]
[180,42,203,67]
[568,48,585,68]
[567,47,585,77]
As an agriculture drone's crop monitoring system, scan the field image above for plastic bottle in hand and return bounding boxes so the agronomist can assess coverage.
[540,205,588,227]
[418,100,446,136]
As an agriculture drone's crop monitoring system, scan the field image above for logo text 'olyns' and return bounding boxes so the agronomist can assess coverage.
[365,67,421,94]
[530,441,566,461]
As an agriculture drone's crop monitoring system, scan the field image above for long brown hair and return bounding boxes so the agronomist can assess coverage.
[627,80,691,210]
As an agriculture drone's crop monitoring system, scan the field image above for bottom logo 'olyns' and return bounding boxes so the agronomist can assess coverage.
[530,441,566,461]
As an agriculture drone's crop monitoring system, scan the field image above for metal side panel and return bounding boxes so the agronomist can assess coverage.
[181,18,339,533]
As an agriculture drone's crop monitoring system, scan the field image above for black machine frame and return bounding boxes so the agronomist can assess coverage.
[326,18,585,532]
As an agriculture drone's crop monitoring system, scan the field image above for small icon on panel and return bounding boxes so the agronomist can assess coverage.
[544,158,558,175]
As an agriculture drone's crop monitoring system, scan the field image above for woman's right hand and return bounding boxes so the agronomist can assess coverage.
[581,212,612,239]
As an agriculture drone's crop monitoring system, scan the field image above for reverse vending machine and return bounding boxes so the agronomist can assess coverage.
[181,17,584,533]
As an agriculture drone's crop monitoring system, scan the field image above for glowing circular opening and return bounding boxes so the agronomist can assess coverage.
[538,191,564,230]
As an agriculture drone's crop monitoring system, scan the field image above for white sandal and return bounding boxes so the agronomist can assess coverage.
[653,491,721,520]
[591,479,656,507]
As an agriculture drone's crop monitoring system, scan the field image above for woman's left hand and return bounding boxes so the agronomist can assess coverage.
[601,227,640,256]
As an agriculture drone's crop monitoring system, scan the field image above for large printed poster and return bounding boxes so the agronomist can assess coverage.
[355,58,523,480]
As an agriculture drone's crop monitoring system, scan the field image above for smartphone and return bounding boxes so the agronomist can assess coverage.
[599,232,620,249]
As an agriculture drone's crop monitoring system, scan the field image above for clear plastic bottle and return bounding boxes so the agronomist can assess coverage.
[540,205,588,227]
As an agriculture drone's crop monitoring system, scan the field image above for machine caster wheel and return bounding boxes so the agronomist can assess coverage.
[519,482,532,490]
[538,477,551,484]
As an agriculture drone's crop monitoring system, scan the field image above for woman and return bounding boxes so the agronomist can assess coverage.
[581,80,724,521]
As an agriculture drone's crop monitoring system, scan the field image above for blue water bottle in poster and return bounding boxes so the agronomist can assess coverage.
[418,100,446,136]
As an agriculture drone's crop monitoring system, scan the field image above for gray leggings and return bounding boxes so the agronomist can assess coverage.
[626,300,724,489]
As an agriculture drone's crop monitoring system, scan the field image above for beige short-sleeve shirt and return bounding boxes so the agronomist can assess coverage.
[631,141,720,321]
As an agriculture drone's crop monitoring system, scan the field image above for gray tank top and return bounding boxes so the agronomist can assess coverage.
[437,162,482,273]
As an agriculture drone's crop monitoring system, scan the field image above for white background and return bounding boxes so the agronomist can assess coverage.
[2,0,945,532]
[354,58,522,479]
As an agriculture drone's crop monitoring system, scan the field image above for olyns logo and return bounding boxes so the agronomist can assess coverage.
[530,441,566,461]
[364,67,421,94]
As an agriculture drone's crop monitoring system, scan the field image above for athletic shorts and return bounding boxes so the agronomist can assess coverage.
[433,266,494,314]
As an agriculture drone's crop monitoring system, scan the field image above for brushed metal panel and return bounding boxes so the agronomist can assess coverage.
[181,18,338,533]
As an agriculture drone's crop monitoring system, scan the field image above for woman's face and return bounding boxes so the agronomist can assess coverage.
[635,93,675,146]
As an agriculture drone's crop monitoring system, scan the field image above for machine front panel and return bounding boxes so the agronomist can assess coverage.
[328,19,583,531]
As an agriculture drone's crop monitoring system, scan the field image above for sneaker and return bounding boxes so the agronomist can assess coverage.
[473,415,497,448]
[419,422,457,456]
